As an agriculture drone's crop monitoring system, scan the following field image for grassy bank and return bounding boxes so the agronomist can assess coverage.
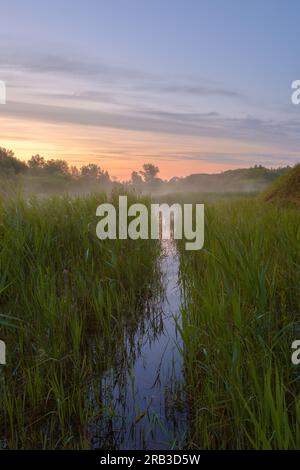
[179,199,300,449]
[0,192,160,449]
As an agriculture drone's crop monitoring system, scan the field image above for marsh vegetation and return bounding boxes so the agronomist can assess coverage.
[1,153,300,449]
[179,199,300,449]
[0,191,161,448]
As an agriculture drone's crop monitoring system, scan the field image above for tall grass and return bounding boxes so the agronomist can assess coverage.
[0,191,160,449]
[179,199,300,449]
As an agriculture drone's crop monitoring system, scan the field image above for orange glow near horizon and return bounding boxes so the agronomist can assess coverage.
[0,116,290,180]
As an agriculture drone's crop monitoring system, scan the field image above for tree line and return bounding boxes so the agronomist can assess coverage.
[1,146,291,194]
[0,147,161,187]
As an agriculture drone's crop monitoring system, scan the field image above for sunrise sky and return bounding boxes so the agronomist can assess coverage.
[1,0,300,180]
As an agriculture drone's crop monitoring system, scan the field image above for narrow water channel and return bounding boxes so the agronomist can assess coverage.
[91,240,187,450]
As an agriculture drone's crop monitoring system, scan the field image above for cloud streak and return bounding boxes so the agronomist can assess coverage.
[1,51,152,83]
[0,47,247,101]
[0,46,297,172]
[139,83,245,99]
[2,99,300,152]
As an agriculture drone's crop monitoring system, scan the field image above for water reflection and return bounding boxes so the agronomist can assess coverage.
[90,241,187,450]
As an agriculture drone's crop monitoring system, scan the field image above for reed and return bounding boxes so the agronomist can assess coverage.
[0,191,160,449]
[178,199,300,449]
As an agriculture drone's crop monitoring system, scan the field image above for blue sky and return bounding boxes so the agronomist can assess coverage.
[0,0,300,178]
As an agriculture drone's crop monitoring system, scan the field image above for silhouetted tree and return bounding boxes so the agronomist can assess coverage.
[0,147,27,174]
[131,171,143,185]
[81,163,110,183]
[28,154,46,170]
[139,163,159,183]
[81,163,101,178]
[44,159,69,176]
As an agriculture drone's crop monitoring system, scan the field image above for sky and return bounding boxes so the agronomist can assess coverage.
[0,0,300,180]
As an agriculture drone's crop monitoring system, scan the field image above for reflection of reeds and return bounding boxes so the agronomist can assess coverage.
[0,191,160,449]
[178,198,300,449]
[89,240,187,450]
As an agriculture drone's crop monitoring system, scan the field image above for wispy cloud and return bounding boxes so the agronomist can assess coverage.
[139,83,245,99]
[167,152,299,166]
[2,99,300,152]
[0,47,246,101]
[0,45,296,174]
[1,51,153,83]
[37,90,119,105]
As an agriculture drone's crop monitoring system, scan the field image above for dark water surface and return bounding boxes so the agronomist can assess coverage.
[90,241,187,450]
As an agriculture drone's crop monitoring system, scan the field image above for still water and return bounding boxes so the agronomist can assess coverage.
[90,241,187,450]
